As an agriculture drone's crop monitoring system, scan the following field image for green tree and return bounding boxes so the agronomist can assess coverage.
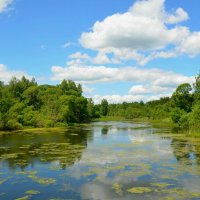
[101,99,108,116]
[193,73,200,102]
[171,83,193,112]
[87,98,95,119]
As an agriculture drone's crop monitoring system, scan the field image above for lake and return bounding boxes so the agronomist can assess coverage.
[0,121,200,200]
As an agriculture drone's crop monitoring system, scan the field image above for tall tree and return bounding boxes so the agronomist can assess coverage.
[171,83,193,112]
[101,99,108,116]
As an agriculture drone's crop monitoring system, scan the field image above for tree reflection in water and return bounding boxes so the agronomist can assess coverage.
[171,138,200,165]
[0,127,93,170]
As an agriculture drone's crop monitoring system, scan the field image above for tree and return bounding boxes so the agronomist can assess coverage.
[193,73,200,102]
[171,83,193,112]
[87,98,95,119]
[101,99,108,116]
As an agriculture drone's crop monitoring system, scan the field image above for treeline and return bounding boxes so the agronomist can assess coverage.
[102,74,200,132]
[1,74,200,132]
[0,77,100,130]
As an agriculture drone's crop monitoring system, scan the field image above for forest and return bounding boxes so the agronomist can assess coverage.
[105,73,200,133]
[0,77,99,130]
[0,74,200,132]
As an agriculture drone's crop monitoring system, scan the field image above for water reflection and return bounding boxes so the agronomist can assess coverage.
[0,122,200,200]
[0,127,93,170]
[101,127,109,135]
[171,138,200,166]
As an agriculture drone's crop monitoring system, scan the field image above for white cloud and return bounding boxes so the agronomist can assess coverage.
[61,42,76,48]
[68,51,111,65]
[0,64,30,82]
[93,94,144,104]
[129,85,172,95]
[92,93,173,104]
[179,32,200,57]
[92,51,111,65]
[51,62,195,103]
[166,8,188,24]
[82,84,95,95]
[51,64,194,86]
[68,52,90,60]
[79,0,199,65]
[80,0,188,51]
[0,0,13,13]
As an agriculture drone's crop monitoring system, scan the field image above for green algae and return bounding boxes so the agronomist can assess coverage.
[112,183,123,195]
[0,178,8,184]
[151,182,173,188]
[25,190,40,195]
[15,196,30,200]
[27,174,56,185]
[1,122,200,199]
[0,176,12,184]
[16,171,37,175]
[127,187,152,194]
[160,197,176,200]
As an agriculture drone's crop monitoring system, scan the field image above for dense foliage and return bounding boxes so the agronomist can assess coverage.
[0,77,99,130]
[107,97,171,120]
[1,73,200,133]
[104,74,200,132]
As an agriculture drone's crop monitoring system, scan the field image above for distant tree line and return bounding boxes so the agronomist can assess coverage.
[102,73,200,132]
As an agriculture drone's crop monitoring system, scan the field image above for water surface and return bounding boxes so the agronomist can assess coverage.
[0,121,200,200]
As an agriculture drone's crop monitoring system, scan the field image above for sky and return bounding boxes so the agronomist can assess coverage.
[0,0,200,104]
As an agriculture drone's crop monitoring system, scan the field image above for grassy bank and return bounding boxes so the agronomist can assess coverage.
[0,123,92,136]
[95,116,173,127]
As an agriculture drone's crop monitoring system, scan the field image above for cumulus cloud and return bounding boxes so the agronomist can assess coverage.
[51,64,194,86]
[51,61,195,103]
[79,0,199,64]
[0,64,30,82]
[129,85,171,95]
[0,0,13,13]
[179,32,200,57]
[92,94,144,104]
[68,52,90,60]
[82,84,95,95]
[67,51,111,65]
[80,0,188,51]
[166,8,189,24]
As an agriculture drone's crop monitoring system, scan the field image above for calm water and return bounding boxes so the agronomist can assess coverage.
[0,121,200,200]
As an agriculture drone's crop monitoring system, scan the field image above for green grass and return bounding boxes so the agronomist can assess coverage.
[94,116,128,122]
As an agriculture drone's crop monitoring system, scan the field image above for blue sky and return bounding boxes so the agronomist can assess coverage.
[0,0,200,103]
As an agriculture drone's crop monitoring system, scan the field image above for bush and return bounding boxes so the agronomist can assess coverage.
[179,113,189,129]
[171,108,186,125]
[6,120,23,130]
[45,120,55,128]
[189,103,200,129]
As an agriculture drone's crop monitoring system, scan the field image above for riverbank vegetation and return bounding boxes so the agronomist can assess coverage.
[0,77,99,130]
[0,73,200,133]
[101,74,200,133]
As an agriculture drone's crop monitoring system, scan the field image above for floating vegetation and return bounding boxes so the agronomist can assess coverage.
[25,190,40,195]
[0,176,12,185]
[112,183,123,195]
[0,178,8,185]
[151,182,174,188]
[16,171,37,176]
[1,122,200,199]
[160,197,176,200]
[127,187,152,194]
[15,195,30,200]
[27,174,56,185]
